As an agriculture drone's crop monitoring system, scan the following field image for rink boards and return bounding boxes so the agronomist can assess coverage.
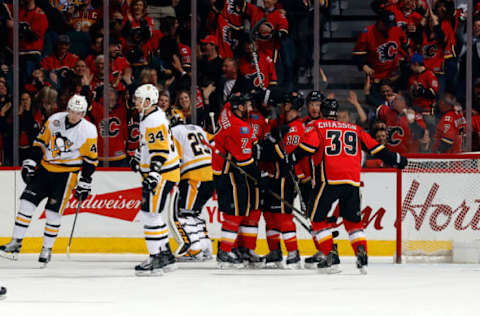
[1,169,478,256]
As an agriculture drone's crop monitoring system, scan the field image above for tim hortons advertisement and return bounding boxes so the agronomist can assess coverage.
[0,170,478,242]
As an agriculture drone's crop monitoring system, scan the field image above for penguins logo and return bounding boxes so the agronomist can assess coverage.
[51,133,73,158]
[377,42,398,63]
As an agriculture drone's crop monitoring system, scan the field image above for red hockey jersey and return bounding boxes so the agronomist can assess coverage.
[432,110,466,153]
[238,52,277,88]
[407,69,439,113]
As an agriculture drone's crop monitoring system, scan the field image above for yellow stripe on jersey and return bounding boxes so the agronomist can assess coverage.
[80,137,99,165]
[60,173,79,215]
[174,138,183,161]
[41,160,82,173]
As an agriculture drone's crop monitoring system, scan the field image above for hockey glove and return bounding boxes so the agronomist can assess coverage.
[21,159,37,184]
[394,153,408,169]
[129,150,141,173]
[74,177,92,201]
[142,171,161,193]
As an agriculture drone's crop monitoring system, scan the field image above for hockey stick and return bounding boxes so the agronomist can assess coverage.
[167,186,192,257]
[209,112,217,134]
[66,197,83,258]
[201,139,313,234]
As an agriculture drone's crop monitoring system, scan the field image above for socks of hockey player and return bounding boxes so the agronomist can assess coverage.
[263,212,281,251]
[343,219,367,255]
[219,214,243,252]
[274,213,298,252]
[141,212,169,255]
[311,221,334,256]
[42,210,61,249]
[12,200,37,240]
[239,209,261,251]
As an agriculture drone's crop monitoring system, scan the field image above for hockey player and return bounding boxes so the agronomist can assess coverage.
[170,115,214,261]
[0,95,98,266]
[213,93,257,268]
[129,84,179,276]
[261,91,306,269]
[290,98,408,274]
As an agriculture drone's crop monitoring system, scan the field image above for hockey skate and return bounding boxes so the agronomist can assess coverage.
[38,247,52,268]
[0,239,22,260]
[176,249,204,262]
[242,248,266,269]
[306,244,340,269]
[317,250,341,274]
[135,254,169,276]
[216,248,243,269]
[356,245,368,275]
[264,249,283,269]
[161,249,177,273]
[0,286,6,300]
[285,250,301,269]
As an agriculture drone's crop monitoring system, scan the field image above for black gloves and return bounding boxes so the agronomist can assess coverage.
[142,171,161,193]
[21,159,37,184]
[75,177,92,201]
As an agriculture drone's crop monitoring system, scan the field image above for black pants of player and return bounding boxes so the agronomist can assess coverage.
[20,165,79,214]
[261,176,296,214]
[178,179,214,214]
[214,170,255,217]
[307,181,361,223]
[141,177,176,214]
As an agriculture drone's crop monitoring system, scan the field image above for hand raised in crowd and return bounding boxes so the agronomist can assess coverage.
[172,54,184,74]
[362,65,375,77]
[0,101,11,117]
[202,83,216,99]
[348,90,360,106]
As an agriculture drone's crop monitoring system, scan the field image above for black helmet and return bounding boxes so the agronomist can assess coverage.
[307,90,324,103]
[229,93,247,110]
[321,98,339,119]
[283,90,305,111]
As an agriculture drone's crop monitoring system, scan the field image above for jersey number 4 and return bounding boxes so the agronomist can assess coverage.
[326,130,357,156]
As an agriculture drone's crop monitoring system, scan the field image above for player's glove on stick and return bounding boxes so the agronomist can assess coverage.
[142,171,161,193]
[21,159,37,184]
[129,150,141,172]
[75,177,92,201]
[394,153,408,169]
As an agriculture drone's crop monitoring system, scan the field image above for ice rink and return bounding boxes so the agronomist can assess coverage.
[0,254,478,316]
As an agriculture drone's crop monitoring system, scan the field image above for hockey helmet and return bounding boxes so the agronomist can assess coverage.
[229,93,248,110]
[283,90,305,111]
[321,98,339,119]
[67,94,88,113]
[134,84,159,111]
[306,90,324,103]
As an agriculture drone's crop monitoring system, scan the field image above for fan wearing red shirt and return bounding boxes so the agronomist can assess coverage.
[407,53,439,115]
[432,95,466,153]
[238,40,277,88]
[213,93,257,268]
[89,88,128,166]
[353,11,407,81]
[40,35,79,77]
[290,98,407,274]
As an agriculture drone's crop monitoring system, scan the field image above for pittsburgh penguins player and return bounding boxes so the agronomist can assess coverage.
[170,114,214,261]
[0,95,98,266]
[129,84,180,276]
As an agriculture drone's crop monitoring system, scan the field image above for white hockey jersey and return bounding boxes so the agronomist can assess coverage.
[33,112,98,172]
[171,124,213,181]
[139,108,180,182]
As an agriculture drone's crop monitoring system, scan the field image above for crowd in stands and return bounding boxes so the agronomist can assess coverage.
[0,0,478,167]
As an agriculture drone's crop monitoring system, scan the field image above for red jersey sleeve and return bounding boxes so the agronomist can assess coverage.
[352,27,369,55]
[359,127,384,155]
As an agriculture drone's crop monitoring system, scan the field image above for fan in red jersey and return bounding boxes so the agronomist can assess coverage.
[432,94,466,154]
[289,97,407,274]
[213,93,258,268]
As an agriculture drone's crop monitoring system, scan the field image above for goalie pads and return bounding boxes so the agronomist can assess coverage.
[167,187,192,257]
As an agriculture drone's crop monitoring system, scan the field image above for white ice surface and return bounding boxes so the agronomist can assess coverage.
[0,254,479,316]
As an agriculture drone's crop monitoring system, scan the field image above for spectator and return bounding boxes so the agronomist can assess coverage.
[85,34,104,72]
[432,94,466,153]
[65,0,100,33]
[16,0,49,85]
[387,0,423,37]
[364,127,388,168]
[18,92,36,162]
[237,39,277,89]
[24,68,51,94]
[346,90,368,125]
[198,35,223,87]
[158,89,171,112]
[376,93,428,153]
[0,78,11,164]
[90,87,128,167]
[472,82,480,151]
[40,35,80,84]
[352,11,407,84]
[407,53,439,117]
[123,0,155,66]
[457,14,480,104]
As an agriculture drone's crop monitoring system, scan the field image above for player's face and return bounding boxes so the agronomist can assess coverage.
[67,109,84,124]
[307,101,321,119]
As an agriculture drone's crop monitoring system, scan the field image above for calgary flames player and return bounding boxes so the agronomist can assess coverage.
[290,97,408,274]
[0,95,98,266]
[213,93,257,268]
[129,84,179,276]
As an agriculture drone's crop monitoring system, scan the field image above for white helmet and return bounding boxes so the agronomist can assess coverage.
[67,94,88,113]
[134,84,159,111]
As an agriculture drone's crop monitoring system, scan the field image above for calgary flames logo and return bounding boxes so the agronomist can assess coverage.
[51,132,73,158]
[423,44,438,58]
[377,42,398,63]
[387,126,404,146]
